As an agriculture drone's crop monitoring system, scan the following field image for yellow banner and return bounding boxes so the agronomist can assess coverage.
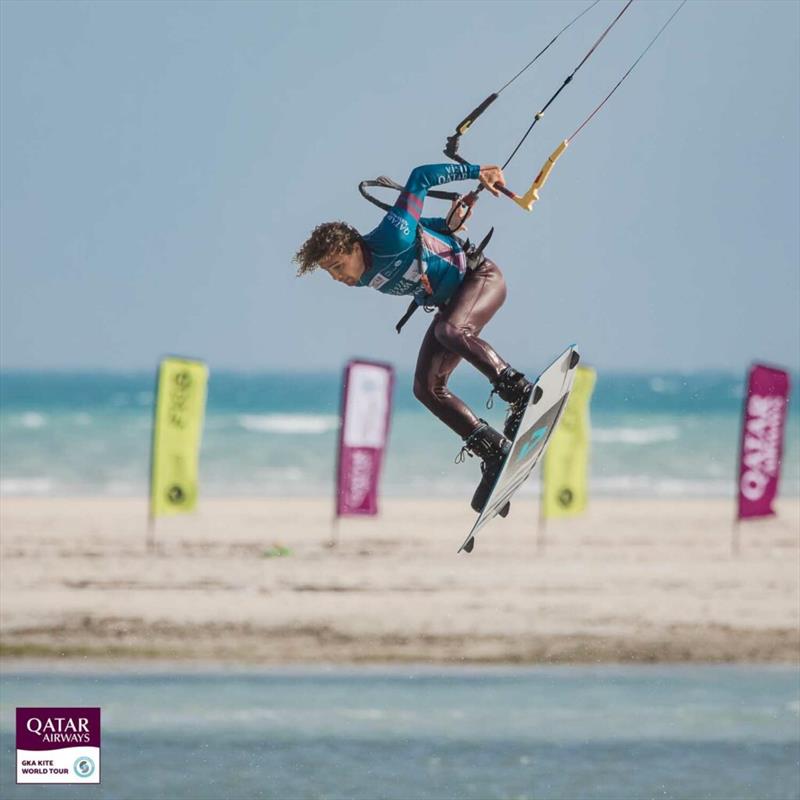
[150,357,208,517]
[542,365,596,519]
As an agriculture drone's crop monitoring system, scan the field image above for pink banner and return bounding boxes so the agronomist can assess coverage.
[737,363,791,520]
[335,360,394,517]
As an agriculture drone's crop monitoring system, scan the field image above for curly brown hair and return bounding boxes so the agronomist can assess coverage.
[293,222,362,276]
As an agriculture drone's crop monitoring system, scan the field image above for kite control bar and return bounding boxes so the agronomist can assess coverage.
[444,0,634,213]
[512,140,568,211]
[442,0,686,215]
[451,140,568,218]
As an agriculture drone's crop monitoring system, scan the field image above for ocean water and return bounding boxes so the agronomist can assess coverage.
[0,665,798,800]
[1,370,798,498]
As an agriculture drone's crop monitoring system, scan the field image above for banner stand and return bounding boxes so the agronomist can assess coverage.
[541,366,596,522]
[731,361,791,557]
[731,518,740,558]
[536,498,547,555]
[147,356,208,553]
[328,516,340,549]
[147,363,159,554]
[147,515,156,555]
[734,362,790,532]
[333,359,394,536]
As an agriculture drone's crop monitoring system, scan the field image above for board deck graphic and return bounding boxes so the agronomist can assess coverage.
[459,345,579,553]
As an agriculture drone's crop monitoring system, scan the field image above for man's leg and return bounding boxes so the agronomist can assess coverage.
[413,320,509,513]
[413,321,478,439]
[431,258,509,382]
[413,258,515,513]
[435,258,534,440]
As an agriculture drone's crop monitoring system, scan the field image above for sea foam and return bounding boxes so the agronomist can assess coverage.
[593,426,680,445]
[237,414,339,435]
[18,412,47,429]
[0,478,54,495]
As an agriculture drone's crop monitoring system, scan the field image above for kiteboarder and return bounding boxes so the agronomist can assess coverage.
[293,162,534,513]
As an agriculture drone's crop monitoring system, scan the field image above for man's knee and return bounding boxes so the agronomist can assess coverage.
[413,374,433,407]
[435,320,472,351]
[413,374,449,408]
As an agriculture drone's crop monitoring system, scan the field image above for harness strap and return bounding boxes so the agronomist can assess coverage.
[361,176,495,334]
[466,227,494,270]
[359,176,460,213]
[395,300,419,334]
[394,227,495,334]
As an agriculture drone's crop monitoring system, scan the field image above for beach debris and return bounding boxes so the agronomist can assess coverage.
[261,545,292,558]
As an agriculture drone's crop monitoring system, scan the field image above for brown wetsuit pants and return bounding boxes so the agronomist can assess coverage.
[413,258,509,439]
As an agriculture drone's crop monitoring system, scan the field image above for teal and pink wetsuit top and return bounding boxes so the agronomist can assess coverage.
[356,162,481,306]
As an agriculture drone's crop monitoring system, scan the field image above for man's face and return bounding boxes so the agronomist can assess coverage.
[319,246,366,287]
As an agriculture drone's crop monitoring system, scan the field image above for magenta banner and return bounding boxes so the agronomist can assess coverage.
[737,363,791,520]
[335,360,394,517]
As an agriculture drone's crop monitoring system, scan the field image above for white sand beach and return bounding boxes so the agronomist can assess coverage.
[1,497,798,664]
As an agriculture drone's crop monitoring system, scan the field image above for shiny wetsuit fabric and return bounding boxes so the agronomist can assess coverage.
[355,162,511,440]
[413,258,509,438]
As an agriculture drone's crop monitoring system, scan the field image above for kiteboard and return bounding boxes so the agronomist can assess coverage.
[459,345,580,553]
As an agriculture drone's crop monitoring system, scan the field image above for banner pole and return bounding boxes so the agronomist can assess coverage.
[731,517,740,557]
[537,517,546,555]
[147,513,156,555]
[147,362,160,555]
[329,515,340,549]
[537,484,546,555]
[331,361,347,550]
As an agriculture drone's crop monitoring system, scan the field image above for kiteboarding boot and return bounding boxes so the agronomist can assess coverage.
[491,367,535,441]
[457,420,512,513]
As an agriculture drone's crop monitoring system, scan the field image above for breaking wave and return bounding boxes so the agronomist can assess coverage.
[10,412,48,429]
[237,414,339,435]
[1,477,55,495]
[593,426,680,445]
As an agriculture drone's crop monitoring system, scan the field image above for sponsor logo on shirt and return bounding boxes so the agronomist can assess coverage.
[386,211,411,237]
[369,274,389,289]
[436,163,470,184]
[403,261,423,283]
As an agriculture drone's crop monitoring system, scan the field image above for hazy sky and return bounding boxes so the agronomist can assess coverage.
[1,0,798,372]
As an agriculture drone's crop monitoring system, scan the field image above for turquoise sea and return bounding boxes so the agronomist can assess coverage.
[0,665,798,800]
[1,370,798,498]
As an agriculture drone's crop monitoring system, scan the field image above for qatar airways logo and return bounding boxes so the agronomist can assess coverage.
[385,211,410,237]
[17,707,101,785]
[436,164,469,184]
[740,394,786,501]
[26,716,91,745]
[403,261,422,282]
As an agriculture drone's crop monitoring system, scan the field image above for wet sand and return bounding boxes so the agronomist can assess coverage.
[1,497,798,664]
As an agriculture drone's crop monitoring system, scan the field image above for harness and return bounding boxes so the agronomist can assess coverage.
[359,177,494,333]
